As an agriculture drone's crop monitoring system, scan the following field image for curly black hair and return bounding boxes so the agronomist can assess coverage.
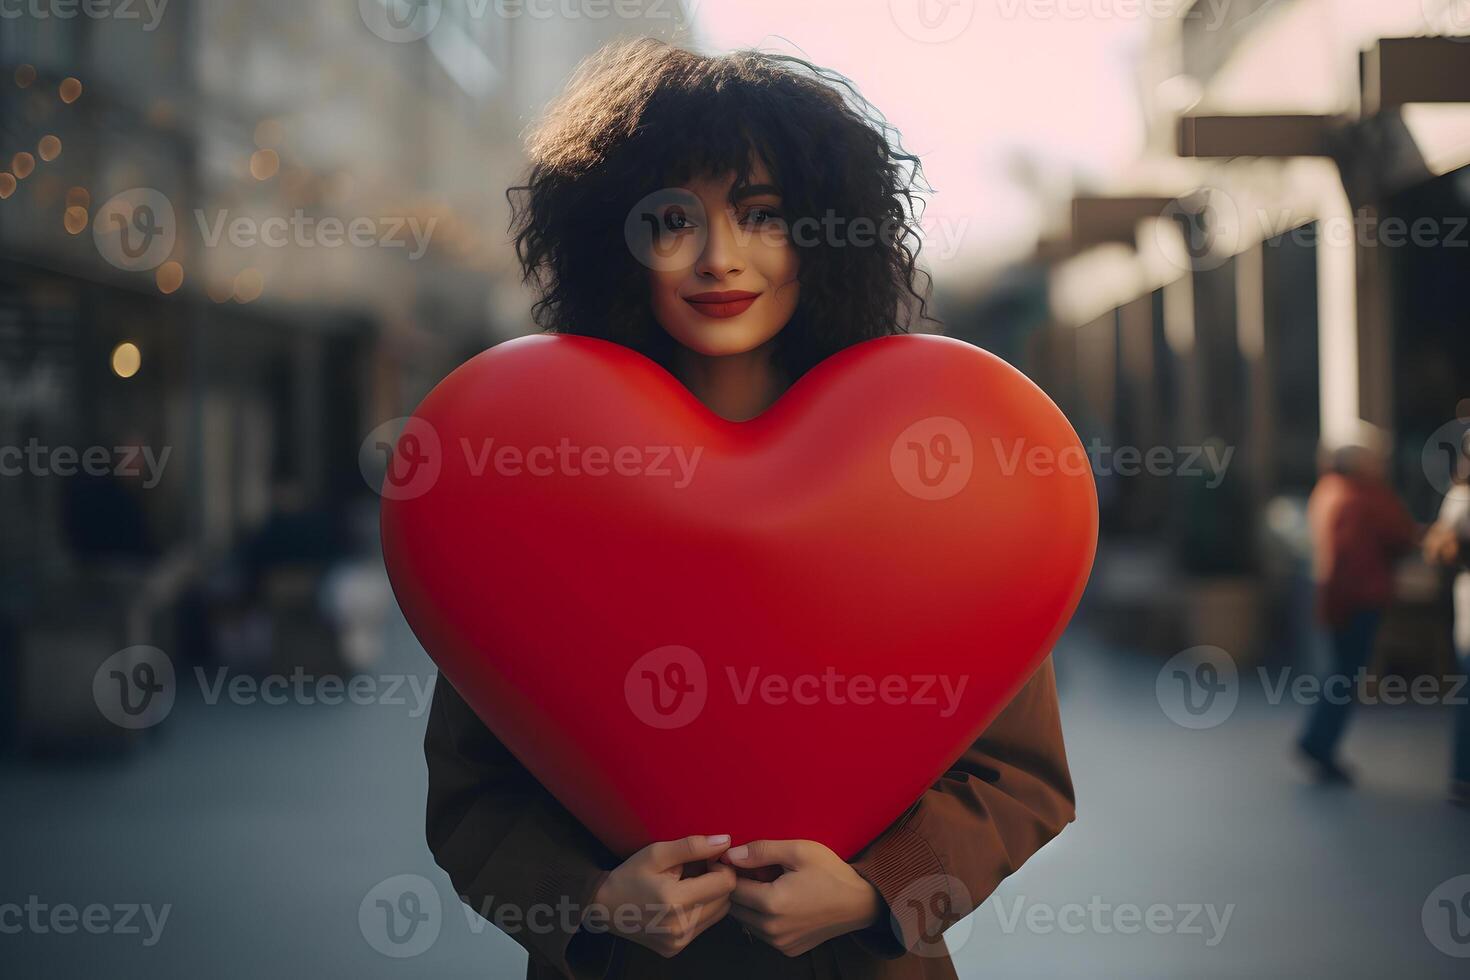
[507,37,938,382]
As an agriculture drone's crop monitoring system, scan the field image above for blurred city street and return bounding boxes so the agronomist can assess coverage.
[4,602,1467,979]
[4,2,1470,978]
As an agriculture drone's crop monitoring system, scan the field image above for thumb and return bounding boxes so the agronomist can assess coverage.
[721,839,807,871]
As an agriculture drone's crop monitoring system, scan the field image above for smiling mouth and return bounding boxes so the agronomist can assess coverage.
[684,291,761,319]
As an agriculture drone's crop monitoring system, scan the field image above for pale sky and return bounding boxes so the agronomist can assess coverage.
[687,0,1153,281]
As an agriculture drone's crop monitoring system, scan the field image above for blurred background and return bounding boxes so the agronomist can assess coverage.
[2,0,1469,976]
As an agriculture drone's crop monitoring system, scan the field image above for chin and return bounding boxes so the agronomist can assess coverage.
[666,320,782,357]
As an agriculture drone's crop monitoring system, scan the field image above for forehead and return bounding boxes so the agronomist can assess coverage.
[678,155,779,196]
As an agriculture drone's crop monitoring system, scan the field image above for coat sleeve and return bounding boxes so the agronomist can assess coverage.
[844,656,1076,958]
[424,673,622,979]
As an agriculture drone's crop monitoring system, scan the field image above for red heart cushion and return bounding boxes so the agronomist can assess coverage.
[381,332,1096,860]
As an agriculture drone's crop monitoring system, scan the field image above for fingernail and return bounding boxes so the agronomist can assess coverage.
[707,834,730,846]
[727,845,748,860]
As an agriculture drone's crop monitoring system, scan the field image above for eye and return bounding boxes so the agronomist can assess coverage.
[740,205,784,226]
[660,205,697,233]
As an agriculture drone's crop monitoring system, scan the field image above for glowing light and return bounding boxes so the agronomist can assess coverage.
[59,77,82,104]
[0,174,16,199]
[111,342,141,379]
[12,153,35,179]
[63,206,88,234]
[65,186,89,208]
[233,268,264,303]
[249,149,279,181]
[206,279,235,304]
[156,261,184,294]
[15,65,35,88]
[38,135,61,162]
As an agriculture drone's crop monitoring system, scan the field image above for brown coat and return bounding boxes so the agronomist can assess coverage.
[424,658,1075,979]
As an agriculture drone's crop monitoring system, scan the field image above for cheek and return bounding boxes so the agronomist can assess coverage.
[761,241,800,307]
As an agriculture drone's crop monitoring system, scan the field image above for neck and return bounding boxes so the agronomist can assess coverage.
[670,339,789,422]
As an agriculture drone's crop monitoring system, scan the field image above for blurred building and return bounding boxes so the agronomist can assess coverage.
[958,1,1470,671]
[0,0,692,749]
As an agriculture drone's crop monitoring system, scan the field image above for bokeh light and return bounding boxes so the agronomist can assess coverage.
[249,148,280,181]
[110,341,141,379]
[63,206,88,234]
[59,77,82,103]
[233,268,265,303]
[156,261,184,294]
[37,135,61,162]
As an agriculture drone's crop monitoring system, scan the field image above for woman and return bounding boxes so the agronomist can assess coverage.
[423,38,1076,979]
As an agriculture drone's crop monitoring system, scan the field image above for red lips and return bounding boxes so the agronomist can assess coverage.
[685,290,760,319]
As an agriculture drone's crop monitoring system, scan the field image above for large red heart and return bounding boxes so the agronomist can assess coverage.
[381,333,1096,860]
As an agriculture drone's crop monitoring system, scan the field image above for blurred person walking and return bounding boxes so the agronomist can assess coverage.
[1424,428,1470,807]
[1296,424,1417,784]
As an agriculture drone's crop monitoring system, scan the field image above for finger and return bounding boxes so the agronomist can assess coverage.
[730,876,781,913]
[688,896,732,937]
[672,861,737,905]
[724,839,809,871]
[646,834,731,872]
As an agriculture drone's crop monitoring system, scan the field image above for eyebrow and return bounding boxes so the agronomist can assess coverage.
[730,183,782,202]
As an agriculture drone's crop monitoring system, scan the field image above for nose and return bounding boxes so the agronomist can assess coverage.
[693,209,744,280]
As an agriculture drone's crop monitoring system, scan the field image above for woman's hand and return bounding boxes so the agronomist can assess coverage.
[582,834,737,958]
[718,839,884,957]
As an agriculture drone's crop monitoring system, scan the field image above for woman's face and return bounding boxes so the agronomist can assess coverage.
[640,159,800,357]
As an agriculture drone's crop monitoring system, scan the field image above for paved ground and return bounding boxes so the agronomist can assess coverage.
[4,610,1469,978]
